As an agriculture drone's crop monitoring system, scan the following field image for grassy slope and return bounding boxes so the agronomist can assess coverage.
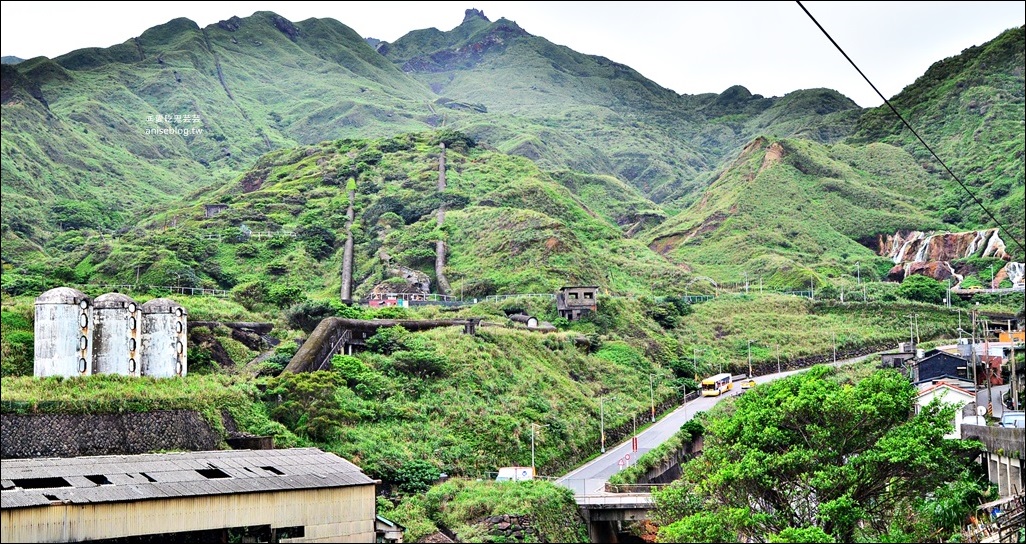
[3,131,689,303]
[644,137,946,286]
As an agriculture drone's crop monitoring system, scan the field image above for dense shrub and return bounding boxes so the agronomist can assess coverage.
[898,275,946,304]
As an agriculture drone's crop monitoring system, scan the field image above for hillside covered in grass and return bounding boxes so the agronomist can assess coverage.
[1,130,693,303]
[0,8,865,259]
[383,9,863,207]
[644,136,947,285]
[850,25,1026,258]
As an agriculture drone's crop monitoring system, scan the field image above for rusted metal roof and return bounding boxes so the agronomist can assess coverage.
[1,448,373,509]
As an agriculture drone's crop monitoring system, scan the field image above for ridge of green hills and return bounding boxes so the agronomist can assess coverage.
[382,10,864,206]
[0,131,689,301]
[0,10,1023,290]
[644,136,947,284]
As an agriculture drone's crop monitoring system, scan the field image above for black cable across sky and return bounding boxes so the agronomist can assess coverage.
[796,1,1025,255]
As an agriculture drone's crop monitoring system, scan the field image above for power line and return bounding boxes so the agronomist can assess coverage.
[796,1,1025,255]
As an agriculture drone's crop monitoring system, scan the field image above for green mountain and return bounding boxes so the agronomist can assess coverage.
[383,9,863,205]
[1,10,862,254]
[1,12,439,258]
[850,25,1025,254]
[644,136,945,284]
[1,10,1023,290]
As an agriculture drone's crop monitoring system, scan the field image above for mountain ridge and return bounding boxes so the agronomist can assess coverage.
[1,11,1022,291]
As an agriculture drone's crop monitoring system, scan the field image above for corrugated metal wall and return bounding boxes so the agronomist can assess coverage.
[1,486,375,543]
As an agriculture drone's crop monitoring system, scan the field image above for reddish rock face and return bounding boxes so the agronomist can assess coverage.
[879,228,1016,286]
[887,265,906,282]
[906,261,956,281]
[879,228,1010,262]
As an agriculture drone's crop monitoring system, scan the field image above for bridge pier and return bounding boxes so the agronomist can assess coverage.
[577,494,653,543]
[583,512,619,544]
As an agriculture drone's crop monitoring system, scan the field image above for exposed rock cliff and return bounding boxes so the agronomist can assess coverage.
[879,229,1022,286]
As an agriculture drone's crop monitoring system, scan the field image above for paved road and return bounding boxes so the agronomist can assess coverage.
[978,384,1011,418]
[555,355,875,495]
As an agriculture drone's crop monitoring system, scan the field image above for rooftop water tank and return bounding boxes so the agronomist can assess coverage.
[93,293,141,376]
[140,298,188,378]
[34,287,92,377]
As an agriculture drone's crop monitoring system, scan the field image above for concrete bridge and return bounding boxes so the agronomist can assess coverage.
[575,491,657,542]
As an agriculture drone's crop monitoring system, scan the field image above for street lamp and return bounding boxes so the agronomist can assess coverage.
[649,374,656,422]
[531,422,549,474]
[632,413,638,460]
[856,261,861,286]
[599,396,613,453]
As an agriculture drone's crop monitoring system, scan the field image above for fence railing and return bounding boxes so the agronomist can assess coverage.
[203,230,295,240]
[368,292,461,302]
[483,294,556,302]
[604,483,668,494]
[79,284,230,298]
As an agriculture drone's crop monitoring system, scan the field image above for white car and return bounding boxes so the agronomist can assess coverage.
[999,411,1025,428]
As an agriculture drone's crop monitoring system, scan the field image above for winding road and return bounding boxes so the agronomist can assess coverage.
[555,353,876,495]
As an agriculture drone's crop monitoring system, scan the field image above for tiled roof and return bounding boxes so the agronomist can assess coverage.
[2,448,373,510]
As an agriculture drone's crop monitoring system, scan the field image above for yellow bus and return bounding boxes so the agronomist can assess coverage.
[701,372,733,396]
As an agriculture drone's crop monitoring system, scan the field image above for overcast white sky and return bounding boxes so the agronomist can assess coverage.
[1,1,1023,108]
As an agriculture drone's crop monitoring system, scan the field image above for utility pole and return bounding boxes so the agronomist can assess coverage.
[530,423,548,475]
[984,318,993,417]
[775,344,781,374]
[600,397,606,453]
[856,261,861,286]
[1010,321,1019,410]
[971,311,979,409]
[747,340,754,378]
[832,332,837,363]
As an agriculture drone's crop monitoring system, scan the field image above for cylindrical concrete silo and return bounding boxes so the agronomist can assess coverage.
[140,298,188,378]
[93,293,141,376]
[34,287,92,377]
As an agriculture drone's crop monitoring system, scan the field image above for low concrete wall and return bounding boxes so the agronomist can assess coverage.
[962,425,1026,458]
[963,425,1025,497]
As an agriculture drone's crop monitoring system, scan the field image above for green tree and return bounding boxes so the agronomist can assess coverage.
[263,371,346,441]
[653,365,986,543]
[897,274,946,304]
